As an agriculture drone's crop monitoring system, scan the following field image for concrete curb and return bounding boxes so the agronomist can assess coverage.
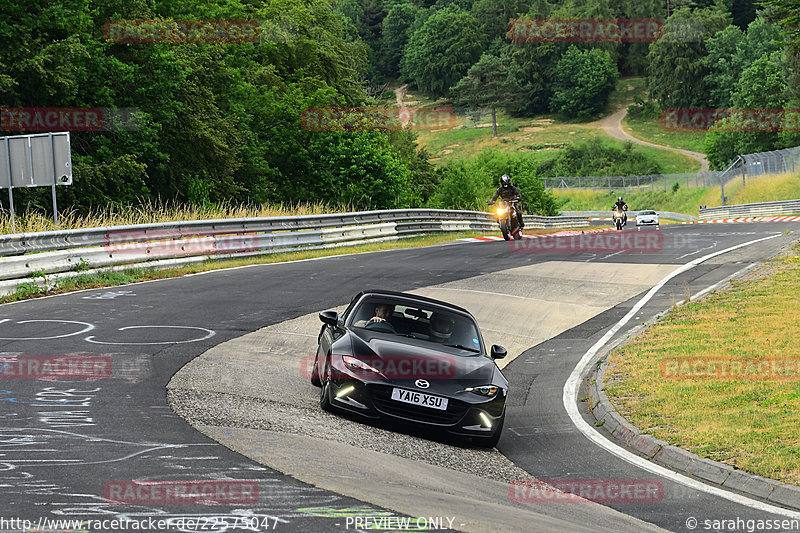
[585,299,800,511]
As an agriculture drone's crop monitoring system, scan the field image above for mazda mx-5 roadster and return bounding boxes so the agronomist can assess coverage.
[310,289,508,447]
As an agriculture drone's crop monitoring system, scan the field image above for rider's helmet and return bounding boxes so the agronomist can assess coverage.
[501,174,511,187]
[618,196,623,202]
[429,313,455,343]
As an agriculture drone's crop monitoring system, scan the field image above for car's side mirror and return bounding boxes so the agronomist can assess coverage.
[319,310,339,326]
[490,344,507,360]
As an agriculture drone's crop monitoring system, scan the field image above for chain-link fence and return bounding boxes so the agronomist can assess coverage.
[542,146,800,204]
[739,147,800,177]
[542,172,724,192]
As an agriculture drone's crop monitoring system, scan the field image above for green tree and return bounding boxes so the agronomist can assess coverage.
[536,140,662,177]
[450,53,523,137]
[380,1,424,77]
[550,45,618,118]
[431,148,558,215]
[761,0,800,51]
[647,7,731,108]
[702,17,782,107]
[400,6,486,98]
[306,130,412,209]
[704,52,789,168]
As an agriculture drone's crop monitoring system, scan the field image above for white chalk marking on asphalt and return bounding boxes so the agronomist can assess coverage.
[676,242,717,260]
[0,320,95,340]
[84,325,216,345]
[563,233,800,518]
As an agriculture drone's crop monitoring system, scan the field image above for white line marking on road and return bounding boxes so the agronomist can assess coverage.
[0,320,95,340]
[84,326,216,345]
[599,250,624,260]
[676,243,717,260]
[562,233,800,518]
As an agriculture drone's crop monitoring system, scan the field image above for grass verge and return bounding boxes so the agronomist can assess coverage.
[553,173,800,215]
[605,239,800,484]
[0,199,345,234]
[622,112,707,154]
[413,77,695,174]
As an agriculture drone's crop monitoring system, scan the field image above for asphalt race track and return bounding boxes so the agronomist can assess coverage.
[0,221,798,532]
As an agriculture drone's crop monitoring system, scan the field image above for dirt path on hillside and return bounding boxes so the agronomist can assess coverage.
[594,105,710,172]
[394,84,408,107]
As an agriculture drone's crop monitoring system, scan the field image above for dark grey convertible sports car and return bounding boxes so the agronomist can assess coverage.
[311,289,508,447]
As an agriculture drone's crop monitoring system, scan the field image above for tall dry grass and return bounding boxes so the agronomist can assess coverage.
[0,200,352,234]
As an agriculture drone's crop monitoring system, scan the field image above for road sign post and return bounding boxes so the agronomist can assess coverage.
[0,131,72,230]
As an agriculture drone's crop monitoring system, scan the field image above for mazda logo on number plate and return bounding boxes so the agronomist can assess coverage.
[415,379,430,389]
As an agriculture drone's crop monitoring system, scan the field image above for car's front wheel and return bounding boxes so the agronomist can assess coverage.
[310,357,321,387]
[320,378,333,411]
[319,358,333,412]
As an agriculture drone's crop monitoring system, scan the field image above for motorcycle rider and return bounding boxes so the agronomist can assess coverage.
[489,174,524,229]
[612,196,628,226]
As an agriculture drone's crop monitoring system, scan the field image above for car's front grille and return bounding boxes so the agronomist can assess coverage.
[367,384,468,425]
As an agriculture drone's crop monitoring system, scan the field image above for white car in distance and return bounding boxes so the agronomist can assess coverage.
[635,210,660,229]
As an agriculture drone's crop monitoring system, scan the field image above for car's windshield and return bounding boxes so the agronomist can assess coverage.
[641,210,656,215]
[350,297,482,353]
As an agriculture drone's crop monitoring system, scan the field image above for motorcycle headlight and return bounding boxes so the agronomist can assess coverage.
[465,385,499,397]
[496,207,507,216]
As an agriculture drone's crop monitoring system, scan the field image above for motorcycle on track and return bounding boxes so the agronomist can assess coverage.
[612,207,626,230]
[489,199,523,240]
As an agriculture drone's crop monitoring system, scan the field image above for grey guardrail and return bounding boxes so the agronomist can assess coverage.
[0,209,493,256]
[561,210,698,222]
[0,209,589,285]
[699,199,800,219]
[524,215,589,228]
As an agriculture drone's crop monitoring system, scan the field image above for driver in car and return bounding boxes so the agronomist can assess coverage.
[355,303,394,328]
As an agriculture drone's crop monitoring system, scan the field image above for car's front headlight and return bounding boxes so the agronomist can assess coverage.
[465,385,499,397]
[342,355,380,375]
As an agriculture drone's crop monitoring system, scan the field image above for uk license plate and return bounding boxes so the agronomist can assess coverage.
[391,388,448,410]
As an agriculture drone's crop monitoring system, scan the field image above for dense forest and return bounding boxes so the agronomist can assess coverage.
[0,0,798,215]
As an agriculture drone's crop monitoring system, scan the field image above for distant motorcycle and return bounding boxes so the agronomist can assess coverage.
[612,207,626,230]
[489,199,523,240]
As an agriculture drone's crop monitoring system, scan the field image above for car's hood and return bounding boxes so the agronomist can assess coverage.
[348,330,495,383]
